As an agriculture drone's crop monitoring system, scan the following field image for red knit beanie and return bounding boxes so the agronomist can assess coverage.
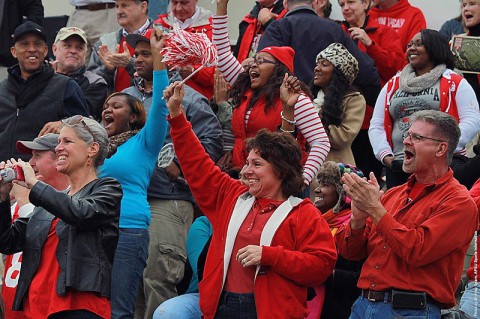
[258,46,295,73]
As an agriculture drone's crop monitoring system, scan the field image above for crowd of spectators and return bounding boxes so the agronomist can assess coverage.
[0,0,480,318]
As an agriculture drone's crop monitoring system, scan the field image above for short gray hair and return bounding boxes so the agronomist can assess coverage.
[410,110,460,164]
[62,116,114,168]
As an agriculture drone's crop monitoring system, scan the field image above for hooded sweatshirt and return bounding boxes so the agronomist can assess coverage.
[369,0,426,51]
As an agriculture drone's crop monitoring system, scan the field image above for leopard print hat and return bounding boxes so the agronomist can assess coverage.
[316,43,359,85]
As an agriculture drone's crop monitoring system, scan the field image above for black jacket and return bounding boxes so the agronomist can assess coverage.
[0,0,44,67]
[0,63,89,162]
[257,6,381,107]
[66,66,108,121]
[0,178,122,310]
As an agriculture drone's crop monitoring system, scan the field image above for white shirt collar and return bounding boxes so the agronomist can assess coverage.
[122,19,150,37]
[173,6,200,29]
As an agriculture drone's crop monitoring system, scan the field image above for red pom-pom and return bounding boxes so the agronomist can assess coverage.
[161,24,217,69]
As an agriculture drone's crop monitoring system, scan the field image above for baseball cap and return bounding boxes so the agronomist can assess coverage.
[126,29,153,48]
[16,133,59,154]
[55,27,88,44]
[12,21,47,43]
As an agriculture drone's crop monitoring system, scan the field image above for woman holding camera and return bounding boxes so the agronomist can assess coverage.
[0,115,122,319]
[163,81,337,319]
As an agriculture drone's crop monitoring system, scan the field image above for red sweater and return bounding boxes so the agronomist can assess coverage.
[169,113,337,319]
[341,16,404,86]
[369,0,426,51]
[336,170,478,308]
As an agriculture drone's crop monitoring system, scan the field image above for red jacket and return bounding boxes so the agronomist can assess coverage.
[231,92,282,168]
[341,16,404,86]
[341,16,404,128]
[369,0,426,51]
[466,178,480,282]
[235,6,286,63]
[154,8,215,99]
[169,113,337,319]
[337,170,479,308]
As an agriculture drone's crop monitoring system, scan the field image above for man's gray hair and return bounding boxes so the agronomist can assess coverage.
[410,110,460,165]
[286,0,314,5]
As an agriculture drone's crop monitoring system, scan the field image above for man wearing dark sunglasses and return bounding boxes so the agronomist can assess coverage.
[337,110,478,319]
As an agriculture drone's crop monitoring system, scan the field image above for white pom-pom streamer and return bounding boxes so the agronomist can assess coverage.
[161,24,217,84]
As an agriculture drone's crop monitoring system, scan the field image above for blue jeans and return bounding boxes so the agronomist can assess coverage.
[460,281,480,317]
[153,293,201,319]
[349,295,441,319]
[111,228,149,319]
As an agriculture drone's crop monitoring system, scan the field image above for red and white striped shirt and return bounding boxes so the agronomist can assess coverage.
[212,15,330,183]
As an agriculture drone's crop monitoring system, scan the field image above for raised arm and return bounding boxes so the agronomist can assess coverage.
[212,0,244,85]
[164,82,246,220]
[142,29,169,156]
[279,75,330,184]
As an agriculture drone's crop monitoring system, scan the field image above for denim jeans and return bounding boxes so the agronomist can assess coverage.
[48,310,102,319]
[111,228,149,319]
[214,291,256,319]
[349,295,441,319]
[153,292,201,319]
[460,281,480,318]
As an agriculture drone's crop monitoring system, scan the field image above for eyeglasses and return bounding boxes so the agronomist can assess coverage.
[63,115,95,142]
[402,132,445,143]
[406,41,424,49]
[248,57,276,68]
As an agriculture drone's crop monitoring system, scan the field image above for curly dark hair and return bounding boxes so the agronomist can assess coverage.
[229,62,311,112]
[310,67,355,134]
[247,129,305,198]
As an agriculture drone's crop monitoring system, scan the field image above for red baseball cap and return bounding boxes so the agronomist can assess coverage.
[258,46,295,73]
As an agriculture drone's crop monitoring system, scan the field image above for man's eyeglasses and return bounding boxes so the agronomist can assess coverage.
[402,132,444,143]
[63,115,96,142]
[406,41,423,49]
[248,57,276,68]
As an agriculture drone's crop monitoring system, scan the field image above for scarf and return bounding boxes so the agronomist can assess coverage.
[108,130,139,148]
[313,90,325,115]
[399,63,447,93]
[322,208,352,236]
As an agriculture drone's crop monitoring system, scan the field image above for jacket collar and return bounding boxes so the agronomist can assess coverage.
[285,5,316,17]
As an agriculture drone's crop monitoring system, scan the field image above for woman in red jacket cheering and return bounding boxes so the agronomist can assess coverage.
[163,81,337,319]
